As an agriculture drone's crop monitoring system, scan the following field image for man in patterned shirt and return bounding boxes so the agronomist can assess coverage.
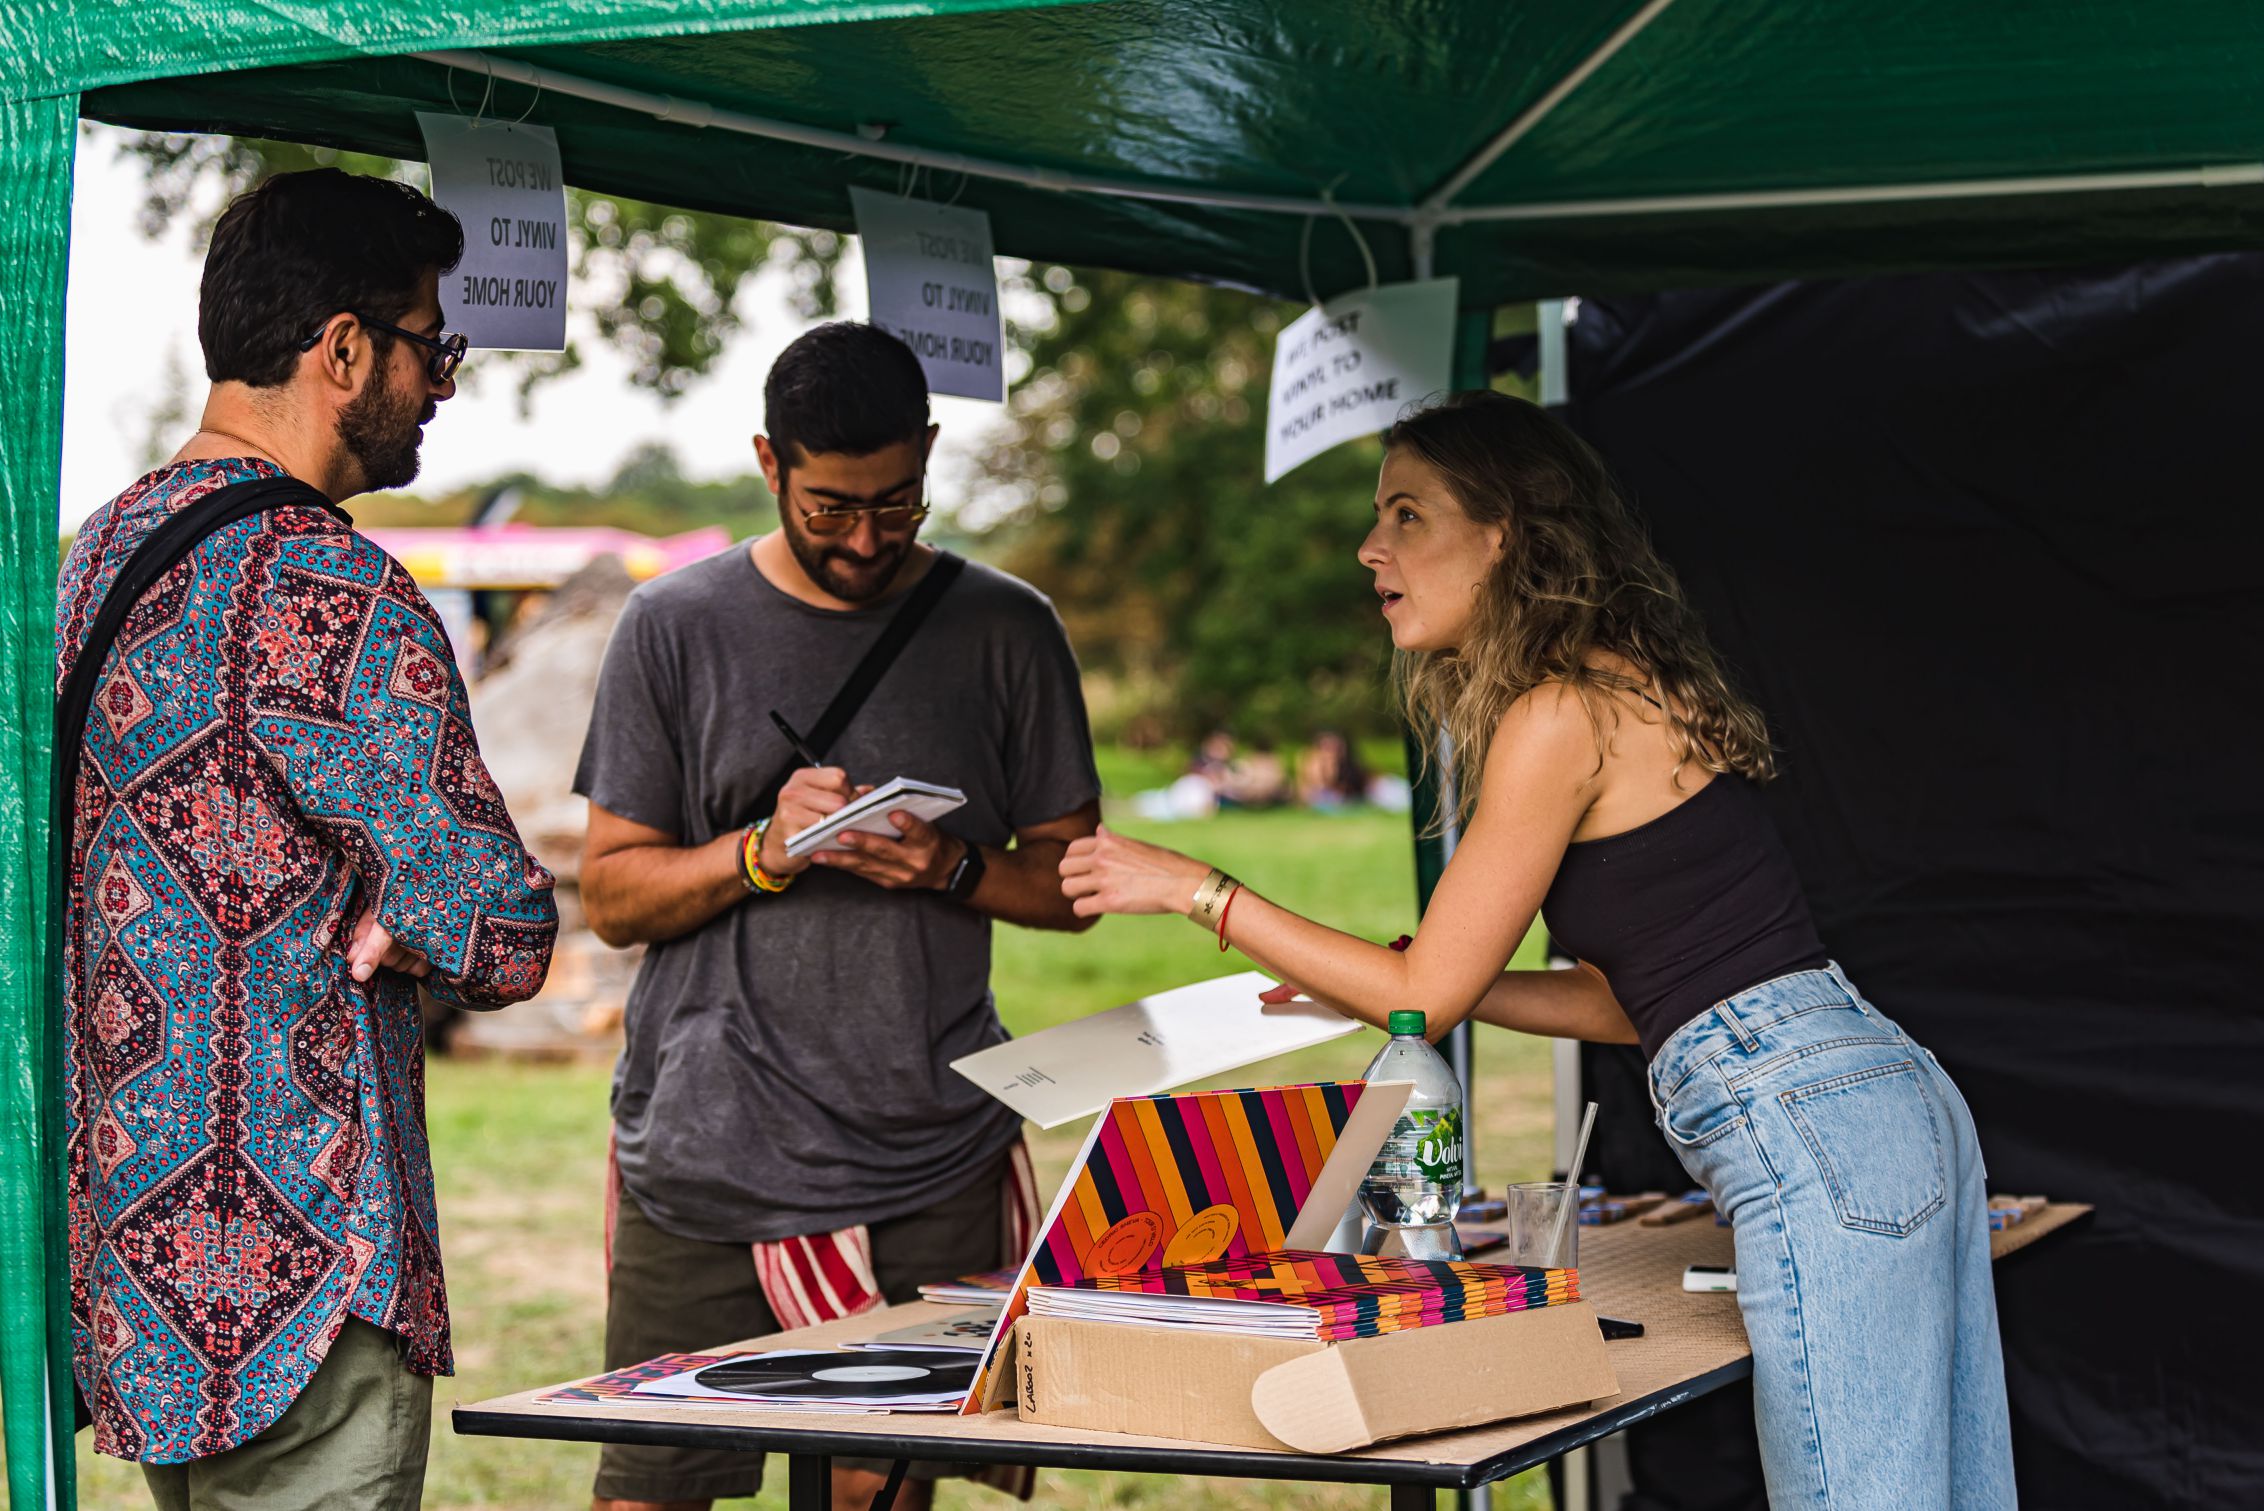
[56,169,558,1509]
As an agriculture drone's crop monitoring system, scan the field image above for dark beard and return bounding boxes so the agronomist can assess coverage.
[781,499,914,603]
[338,368,431,493]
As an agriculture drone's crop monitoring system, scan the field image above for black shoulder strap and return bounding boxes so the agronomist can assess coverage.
[750,549,968,817]
[49,470,341,1436]
[52,474,344,864]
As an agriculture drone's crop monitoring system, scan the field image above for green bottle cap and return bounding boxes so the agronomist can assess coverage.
[1387,1010,1427,1037]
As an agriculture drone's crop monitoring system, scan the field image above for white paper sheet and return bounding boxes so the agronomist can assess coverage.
[850,187,1004,401]
[948,971,1364,1127]
[1263,277,1458,482]
[844,1306,1002,1353]
[415,114,568,351]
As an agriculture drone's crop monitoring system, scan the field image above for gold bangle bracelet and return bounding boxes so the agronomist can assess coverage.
[1189,867,1238,931]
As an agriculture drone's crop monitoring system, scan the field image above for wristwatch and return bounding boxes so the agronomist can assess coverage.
[941,840,987,903]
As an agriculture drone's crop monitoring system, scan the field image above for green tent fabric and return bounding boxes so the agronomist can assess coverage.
[0,89,79,1511]
[66,1,2264,304]
[11,1,2264,1501]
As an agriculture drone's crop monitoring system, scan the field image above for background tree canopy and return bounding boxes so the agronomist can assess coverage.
[111,132,1530,743]
[111,130,842,401]
[984,269,1397,743]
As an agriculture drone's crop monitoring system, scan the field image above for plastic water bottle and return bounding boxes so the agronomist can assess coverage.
[1356,1010,1466,1260]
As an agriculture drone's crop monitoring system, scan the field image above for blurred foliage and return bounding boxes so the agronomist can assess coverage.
[107,129,843,403]
[350,441,776,539]
[979,269,1399,743]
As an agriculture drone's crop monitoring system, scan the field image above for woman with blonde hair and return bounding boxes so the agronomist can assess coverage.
[1061,391,2014,1509]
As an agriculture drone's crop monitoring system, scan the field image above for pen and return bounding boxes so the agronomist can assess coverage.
[769,710,823,768]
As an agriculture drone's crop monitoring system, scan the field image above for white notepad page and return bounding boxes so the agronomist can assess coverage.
[783,777,967,859]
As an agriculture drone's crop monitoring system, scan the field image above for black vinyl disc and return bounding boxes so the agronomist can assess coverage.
[693,1350,976,1401]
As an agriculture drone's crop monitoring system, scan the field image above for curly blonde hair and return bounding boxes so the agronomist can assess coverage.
[1384,390,1776,827]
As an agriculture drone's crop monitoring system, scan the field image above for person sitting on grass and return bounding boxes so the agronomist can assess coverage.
[1059,390,2015,1511]
[1296,729,1369,812]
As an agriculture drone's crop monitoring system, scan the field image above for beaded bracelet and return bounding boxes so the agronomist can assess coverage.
[741,818,795,895]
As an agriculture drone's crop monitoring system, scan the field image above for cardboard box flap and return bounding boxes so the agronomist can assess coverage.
[1250,1301,1620,1455]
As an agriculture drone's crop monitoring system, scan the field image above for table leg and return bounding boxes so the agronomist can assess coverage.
[786,1451,832,1511]
[1390,1485,1435,1511]
[1563,1444,1591,1511]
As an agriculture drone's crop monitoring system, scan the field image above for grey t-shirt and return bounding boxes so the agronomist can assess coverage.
[573,545,1100,1242]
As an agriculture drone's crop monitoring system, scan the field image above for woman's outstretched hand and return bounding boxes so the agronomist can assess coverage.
[1058,824,1215,918]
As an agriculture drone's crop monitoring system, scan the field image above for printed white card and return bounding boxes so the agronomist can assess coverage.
[850,187,1003,401]
[1264,277,1458,482]
[416,112,568,351]
[949,971,1363,1127]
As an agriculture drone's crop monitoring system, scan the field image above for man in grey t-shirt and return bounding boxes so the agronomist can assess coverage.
[574,324,1099,1511]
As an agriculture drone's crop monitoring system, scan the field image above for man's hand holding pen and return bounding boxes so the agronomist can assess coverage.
[761,766,964,889]
[760,764,857,878]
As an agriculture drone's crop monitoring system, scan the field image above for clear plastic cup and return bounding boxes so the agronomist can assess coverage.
[1506,1180,1581,1269]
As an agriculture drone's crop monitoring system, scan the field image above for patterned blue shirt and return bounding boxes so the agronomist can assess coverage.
[56,457,558,1462]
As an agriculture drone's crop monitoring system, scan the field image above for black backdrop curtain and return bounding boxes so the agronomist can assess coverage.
[1558,256,2264,1510]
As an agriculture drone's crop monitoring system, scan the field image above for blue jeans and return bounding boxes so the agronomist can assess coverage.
[1648,963,2016,1509]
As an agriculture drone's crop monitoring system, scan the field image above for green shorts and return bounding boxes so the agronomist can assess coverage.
[140,1317,432,1511]
[594,1158,1008,1504]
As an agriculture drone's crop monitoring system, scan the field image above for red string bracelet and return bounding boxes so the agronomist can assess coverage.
[1216,883,1244,951]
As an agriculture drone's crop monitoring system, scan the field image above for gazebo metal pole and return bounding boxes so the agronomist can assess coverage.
[1407,305,1496,1193]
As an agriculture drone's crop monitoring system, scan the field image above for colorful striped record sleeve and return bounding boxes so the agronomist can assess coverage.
[1051,1249,1581,1340]
[964,1082,1375,1411]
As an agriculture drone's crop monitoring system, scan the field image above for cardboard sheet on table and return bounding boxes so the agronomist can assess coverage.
[950,971,1361,1127]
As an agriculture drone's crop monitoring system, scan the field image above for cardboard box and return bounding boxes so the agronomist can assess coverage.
[1014,1300,1618,1454]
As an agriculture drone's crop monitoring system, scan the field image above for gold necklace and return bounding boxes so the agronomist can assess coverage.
[192,427,278,464]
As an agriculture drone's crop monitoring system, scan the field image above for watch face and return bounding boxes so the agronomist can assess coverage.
[948,845,984,899]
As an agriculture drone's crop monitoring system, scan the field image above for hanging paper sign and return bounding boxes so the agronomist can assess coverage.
[415,112,568,351]
[849,187,1003,402]
[1264,277,1459,483]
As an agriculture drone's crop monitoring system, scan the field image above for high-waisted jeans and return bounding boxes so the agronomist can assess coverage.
[1647,963,2016,1508]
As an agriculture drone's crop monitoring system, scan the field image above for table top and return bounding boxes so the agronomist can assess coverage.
[453,1201,2089,1491]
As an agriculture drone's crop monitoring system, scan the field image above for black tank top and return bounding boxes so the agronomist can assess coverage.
[1541,775,1828,1060]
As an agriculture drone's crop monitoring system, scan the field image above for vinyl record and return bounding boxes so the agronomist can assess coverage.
[693,1350,976,1401]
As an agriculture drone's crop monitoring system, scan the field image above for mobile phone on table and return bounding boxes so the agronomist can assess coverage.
[1682,1265,1737,1293]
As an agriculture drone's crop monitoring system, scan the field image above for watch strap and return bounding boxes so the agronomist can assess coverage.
[943,841,986,902]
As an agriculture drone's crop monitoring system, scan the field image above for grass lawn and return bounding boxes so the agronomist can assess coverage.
[75,806,1557,1510]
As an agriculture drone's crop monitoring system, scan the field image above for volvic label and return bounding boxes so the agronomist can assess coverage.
[1412,1105,1464,1188]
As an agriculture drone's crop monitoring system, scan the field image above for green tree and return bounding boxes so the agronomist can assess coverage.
[980,269,1398,743]
[106,129,841,401]
[350,441,777,539]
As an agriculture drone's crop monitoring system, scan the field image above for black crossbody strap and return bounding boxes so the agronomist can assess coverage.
[751,549,967,817]
[52,475,344,877]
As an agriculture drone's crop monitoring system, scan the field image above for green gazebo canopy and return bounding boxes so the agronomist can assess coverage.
[60,0,2264,304]
[8,1,2264,1501]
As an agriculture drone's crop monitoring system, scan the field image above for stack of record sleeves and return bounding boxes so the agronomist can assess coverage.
[1025,1249,1579,1341]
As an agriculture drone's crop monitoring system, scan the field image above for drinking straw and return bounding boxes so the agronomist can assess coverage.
[1547,1100,1600,1265]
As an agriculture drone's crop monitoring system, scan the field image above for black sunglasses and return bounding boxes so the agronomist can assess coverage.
[297,311,468,384]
